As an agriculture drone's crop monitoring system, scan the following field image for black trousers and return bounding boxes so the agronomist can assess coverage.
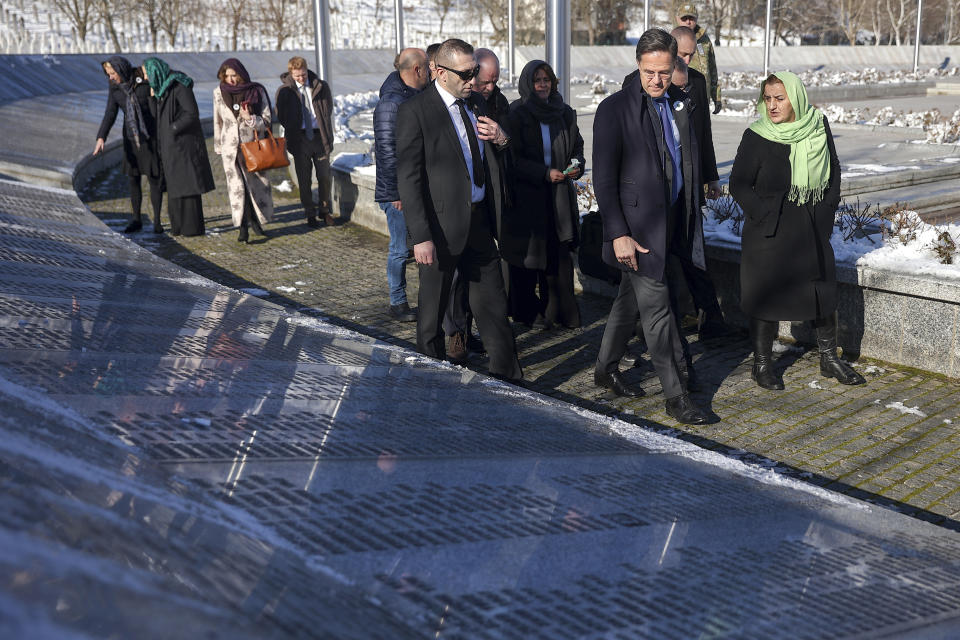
[291,131,331,218]
[596,270,685,398]
[442,269,472,336]
[417,205,522,380]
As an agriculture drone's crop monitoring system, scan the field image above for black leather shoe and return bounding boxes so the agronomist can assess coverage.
[665,393,710,425]
[751,356,784,390]
[306,216,321,228]
[820,353,866,385]
[815,315,866,385]
[594,370,643,397]
[389,302,417,322]
[123,219,142,233]
[153,222,164,234]
[620,352,641,368]
[237,228,249,244]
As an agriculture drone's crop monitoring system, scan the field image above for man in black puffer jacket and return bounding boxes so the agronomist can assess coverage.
[374,48,429,322]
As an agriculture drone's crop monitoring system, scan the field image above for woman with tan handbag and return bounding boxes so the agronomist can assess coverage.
[213,58,275,243]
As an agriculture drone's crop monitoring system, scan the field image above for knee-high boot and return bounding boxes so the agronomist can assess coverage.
[751,317,784,390]
[815,315,866,385]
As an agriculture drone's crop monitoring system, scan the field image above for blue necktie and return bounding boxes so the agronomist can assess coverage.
[655,98,682,204]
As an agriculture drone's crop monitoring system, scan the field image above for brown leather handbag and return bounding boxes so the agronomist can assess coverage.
[240,129,290,172]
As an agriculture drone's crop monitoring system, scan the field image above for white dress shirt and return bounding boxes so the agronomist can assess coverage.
[436,82,486,204]
[296,82,319,130]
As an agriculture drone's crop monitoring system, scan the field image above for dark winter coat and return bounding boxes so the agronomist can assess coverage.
[275,70,334,157]
[483,85,511,125]
[154,82,215,199]
[623,67,718,204]
[373,71,423,202]
[501,99,584,269]
[728,121,842,321]
[96,77,161,179]
[593,80,704,282]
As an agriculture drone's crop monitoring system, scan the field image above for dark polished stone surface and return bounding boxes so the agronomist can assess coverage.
[5,178,960,638]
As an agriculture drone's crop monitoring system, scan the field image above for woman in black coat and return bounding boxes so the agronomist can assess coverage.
[502,60,584,329]
[142,57,215,237]
[94,56,163,234]
[729,71,864,389]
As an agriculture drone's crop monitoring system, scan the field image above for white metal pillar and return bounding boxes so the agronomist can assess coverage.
[508,0,516,83]
[913,0,923,73]
[394,0,404,53]
[763,0,773,76]
[312,0,331,82]
[545,0,571,101]
[644,0,650,32]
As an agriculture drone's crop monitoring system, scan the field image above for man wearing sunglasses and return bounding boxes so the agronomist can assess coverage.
[396,38,522,383]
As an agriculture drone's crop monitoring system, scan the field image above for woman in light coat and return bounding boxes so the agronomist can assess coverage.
[213,58,274,243]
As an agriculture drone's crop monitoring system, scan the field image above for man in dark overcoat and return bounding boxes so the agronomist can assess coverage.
[396,38,522,382]
[276,56,335,228]
[593,28,711,425]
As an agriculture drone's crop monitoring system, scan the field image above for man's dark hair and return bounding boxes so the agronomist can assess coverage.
[426,42,441,65]
[635,28,677,62]
[436,38,474,68]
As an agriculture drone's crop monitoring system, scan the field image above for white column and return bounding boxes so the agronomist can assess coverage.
[394,0,404,53]
[913,0,923,73]
[763,0,773,76]
[313,0,332,82]
[508,0,516,83]
[545,0,571,101]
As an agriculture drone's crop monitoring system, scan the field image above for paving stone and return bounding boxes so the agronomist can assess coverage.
[77,136,960,529]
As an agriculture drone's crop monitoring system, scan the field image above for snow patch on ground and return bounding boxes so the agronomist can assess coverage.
[274,179,293,193]
[808,380,824,390]
[885,401,927,417]
[238,288,269,297]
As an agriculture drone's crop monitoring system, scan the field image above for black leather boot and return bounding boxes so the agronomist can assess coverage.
[815,315,866,385]
[750,318,784,390]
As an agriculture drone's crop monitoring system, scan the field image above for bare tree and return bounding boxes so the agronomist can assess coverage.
[884,0,914,45]
[53,0,94,42]
[94,0,128,52]
[702,0,734,45]
[226,3,246,51]
[156,0,196,47]
[259,0,298,50]
[431,0,455,35]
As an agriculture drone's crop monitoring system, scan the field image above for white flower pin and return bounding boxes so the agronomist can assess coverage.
[673,101,684,112]
[233,103,240,111]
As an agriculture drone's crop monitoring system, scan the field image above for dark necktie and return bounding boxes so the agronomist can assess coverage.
[655,98,682,204]
[300,86,314,141]
[455,98,484,188]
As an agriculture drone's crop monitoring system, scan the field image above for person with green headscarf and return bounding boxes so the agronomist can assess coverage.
[141,57,215,237]
[729,71,864,390]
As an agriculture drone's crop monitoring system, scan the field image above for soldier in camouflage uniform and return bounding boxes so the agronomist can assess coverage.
[676,3,722,114]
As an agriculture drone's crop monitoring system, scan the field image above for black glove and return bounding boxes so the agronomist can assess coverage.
[713,100,722,115]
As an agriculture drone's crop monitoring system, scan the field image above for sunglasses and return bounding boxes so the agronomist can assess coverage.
[438,64,481,81]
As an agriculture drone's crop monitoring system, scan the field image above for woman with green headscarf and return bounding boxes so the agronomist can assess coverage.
[141,57,215,237]
[729,71,864,390]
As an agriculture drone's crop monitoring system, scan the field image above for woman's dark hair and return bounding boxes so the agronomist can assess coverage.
[217,61,240,83]
[534,63,558,95]
[635,28,677,62]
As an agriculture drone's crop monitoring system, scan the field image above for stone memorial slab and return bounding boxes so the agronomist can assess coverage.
[4,178,960,638]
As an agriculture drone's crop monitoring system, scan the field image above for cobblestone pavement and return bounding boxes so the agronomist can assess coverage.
[79,138,960,530]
